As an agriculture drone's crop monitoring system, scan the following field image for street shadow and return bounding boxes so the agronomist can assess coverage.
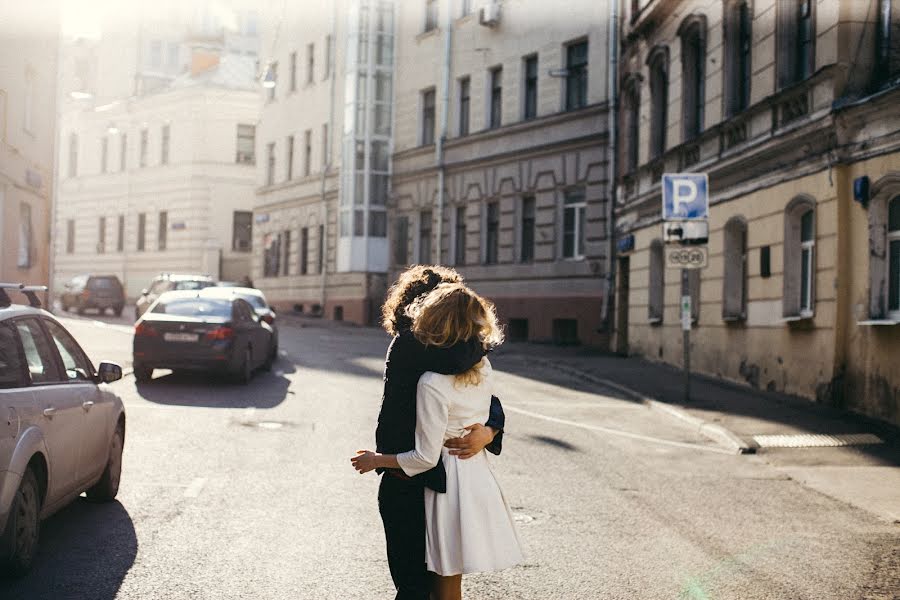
[526,434,580,452]
[134,359,296,409]
[3,499,137,600]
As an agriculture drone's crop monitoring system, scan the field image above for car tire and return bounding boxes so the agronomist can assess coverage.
[76,305,85,315]
[133,364,152,383]
[87,424,124,502]
[235,347,252,385]
[0,468,41,577]
[61,302,69,312]
[113,305,123,318]
[262,342,276,371]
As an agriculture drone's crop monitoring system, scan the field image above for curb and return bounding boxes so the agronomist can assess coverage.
[537,358,755,455]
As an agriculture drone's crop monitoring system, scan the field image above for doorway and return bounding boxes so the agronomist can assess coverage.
[616,256,630,355]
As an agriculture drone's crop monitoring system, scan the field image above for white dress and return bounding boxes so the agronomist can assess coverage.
[396,359,524,576]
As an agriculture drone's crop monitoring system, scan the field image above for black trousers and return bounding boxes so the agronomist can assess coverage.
[378,474,429,600]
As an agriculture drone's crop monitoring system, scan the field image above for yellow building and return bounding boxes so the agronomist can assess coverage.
[614,0,900,425]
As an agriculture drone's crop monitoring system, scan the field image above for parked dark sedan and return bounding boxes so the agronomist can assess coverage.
[132,289,276,384]
[60,274,125,316]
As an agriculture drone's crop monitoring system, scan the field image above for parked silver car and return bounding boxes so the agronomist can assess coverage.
[0,284,125,576]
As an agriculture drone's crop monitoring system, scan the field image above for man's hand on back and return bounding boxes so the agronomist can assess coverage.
[444,423,497,459]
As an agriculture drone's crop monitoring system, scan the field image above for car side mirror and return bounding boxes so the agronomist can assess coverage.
[97,361,123,384]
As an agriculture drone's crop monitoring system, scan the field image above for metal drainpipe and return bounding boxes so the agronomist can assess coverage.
[602,0,619,334]
[435,1,453,265]
[319,1,337,313]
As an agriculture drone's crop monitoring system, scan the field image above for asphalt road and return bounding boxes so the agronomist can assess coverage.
[4,313,898,599]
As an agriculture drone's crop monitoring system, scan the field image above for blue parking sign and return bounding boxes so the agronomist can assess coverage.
[662,173,709,220]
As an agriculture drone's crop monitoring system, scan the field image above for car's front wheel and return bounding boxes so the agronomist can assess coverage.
[113,305,124,318]
[0,468,41,577]
[87,424,124,502]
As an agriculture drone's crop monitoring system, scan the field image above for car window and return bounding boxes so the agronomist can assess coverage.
[234,300,255,322]
[44,320,94,382]
[0,322,25,389]
[149,281,169,295]
[88,277,118,290]
[152,298,232,317]
[237,293,267,309]
[13,318,63,384]
[174,280,210,291]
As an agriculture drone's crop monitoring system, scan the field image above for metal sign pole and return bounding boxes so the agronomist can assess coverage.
[681,270,691,403]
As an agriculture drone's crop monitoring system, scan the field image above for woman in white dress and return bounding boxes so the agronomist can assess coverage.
[352,283,523,600]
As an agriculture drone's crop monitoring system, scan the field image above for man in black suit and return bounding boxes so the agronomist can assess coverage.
[373,266,505,600]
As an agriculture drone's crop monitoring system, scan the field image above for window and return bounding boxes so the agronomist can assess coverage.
[722,217,748,320]
[137,213,146,251]
[461,0,473,16]
[324,35,333,79]
[233,211,252,252]
[776,0,814,89]
[394,217,409,265]
[266,142,276,185]
[117,215,124,252]
[158,211,168,251]
[282,230,291,276]
[97,216,106,254]
[307,43,315,84]
[683,269,701,324]
[150,40,162,68]
[648,47,668,159]
[521,196,535,263]
[286,135,294,180]
[290,51,297,91]
[120,133,127,171]
[237,124,256,164]
[563,188,586,259]
[678,17,706,141]
[68,133,78,177]
[45,320,93,381]
[168,42,179,67]
[724,0,752,116]
[161,124,170,165]
[303,130,312,176]
[783,196,816,317]
[14,319,62,384]
[485,201,499,264]
[317,224,325,274]
[888,197,900,318]
[649,239,665,323]
[101,137,108,173]
[263,233,282,277]
[489,67,502,129]
[268,62,278,101]
[421,88,436,145]
[523,56,538,120]
[458,77,470,136]
[454,205,466,265]
[873,0,899,88]
[0,322,25,389]
[139,129,148,167]
[66,219,75,254]
[425,0,438,32]
[565,41,588,111]
[322,123,329,167]
[419,210,432,263]
[300,227,309,275]
[623,77,640,172]
[17,203,32,268]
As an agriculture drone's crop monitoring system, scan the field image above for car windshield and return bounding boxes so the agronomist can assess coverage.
[173,280,211,291]
[89,278,118,289]
[152,298,232,317]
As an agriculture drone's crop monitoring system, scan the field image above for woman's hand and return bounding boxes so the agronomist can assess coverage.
[351,450,382,474]
[444,423,497,459]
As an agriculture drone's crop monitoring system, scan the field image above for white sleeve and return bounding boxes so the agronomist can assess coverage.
[396,376,449,477]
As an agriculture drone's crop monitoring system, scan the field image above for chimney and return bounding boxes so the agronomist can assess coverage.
[191,47,220,75]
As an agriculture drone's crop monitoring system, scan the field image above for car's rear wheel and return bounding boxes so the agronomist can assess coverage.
[262,342,276,371]
[133,364,152,383]
[113,305,123,318]
[236,347,252,385]
[87,424,124,502]
[0,468,41,577]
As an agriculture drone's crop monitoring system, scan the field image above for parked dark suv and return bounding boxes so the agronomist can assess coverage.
[60,275,126,317]
[134,273,215,320]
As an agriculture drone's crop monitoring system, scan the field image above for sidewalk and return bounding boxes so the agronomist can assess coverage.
[494,343,900,523]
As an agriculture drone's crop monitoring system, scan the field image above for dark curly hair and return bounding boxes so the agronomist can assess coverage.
[381,265,463,335]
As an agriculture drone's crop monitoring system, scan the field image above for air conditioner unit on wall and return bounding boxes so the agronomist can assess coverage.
[479,2,501,28]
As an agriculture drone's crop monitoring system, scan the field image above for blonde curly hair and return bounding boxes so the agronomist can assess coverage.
[381,265,463,336]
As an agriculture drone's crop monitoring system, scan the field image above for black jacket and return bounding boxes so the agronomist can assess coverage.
[375,330,505,492]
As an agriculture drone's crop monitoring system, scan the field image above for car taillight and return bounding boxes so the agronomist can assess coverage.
[205,326,234,340]
[261,314,274,325]
[134,323,158,337]
[81,290,91,298]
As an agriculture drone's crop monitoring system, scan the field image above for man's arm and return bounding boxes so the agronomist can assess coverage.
[389,330,484,376]
[484,394,505,455]
[444,394,505,458]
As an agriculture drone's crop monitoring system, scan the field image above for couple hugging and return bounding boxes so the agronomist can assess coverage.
[351,265,523,600]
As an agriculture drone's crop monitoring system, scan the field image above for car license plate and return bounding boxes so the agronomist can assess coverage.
[163,332,199,342]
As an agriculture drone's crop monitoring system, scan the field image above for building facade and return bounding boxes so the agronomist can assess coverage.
[390,0,612,344]
[54,13,260,298]
[614,0,900,425]
[0,4,59,289]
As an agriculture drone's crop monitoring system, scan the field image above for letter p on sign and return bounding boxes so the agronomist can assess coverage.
[662,173,709,221]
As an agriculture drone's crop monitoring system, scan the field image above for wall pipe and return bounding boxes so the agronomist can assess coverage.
[435,0,454,264]
[602,0,620,334]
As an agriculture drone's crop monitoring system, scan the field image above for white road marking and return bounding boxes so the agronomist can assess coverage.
[504,405,737,455]
[183,477,208,498]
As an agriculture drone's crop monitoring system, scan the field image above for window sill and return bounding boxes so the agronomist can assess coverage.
[779,313,814,323]
[857,319,900,326]
[417,28,440,42]
[648,317,662,326]
[722,315,746,323]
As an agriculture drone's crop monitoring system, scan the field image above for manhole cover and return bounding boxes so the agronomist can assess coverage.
[752,433,883,448]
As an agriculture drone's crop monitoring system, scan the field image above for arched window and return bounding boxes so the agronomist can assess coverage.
[889,196,900,317]
[649,239,665,323]
[622,75,641,173]
[647,47,668,160]
[722,216,748,320]
[776,0,815,89]
[678,16,706,141]
[783,196,816,318]
[723,0,752,116]
[866,176,900,320]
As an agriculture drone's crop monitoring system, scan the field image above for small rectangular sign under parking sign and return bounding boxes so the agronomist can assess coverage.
[662,173,709,221]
